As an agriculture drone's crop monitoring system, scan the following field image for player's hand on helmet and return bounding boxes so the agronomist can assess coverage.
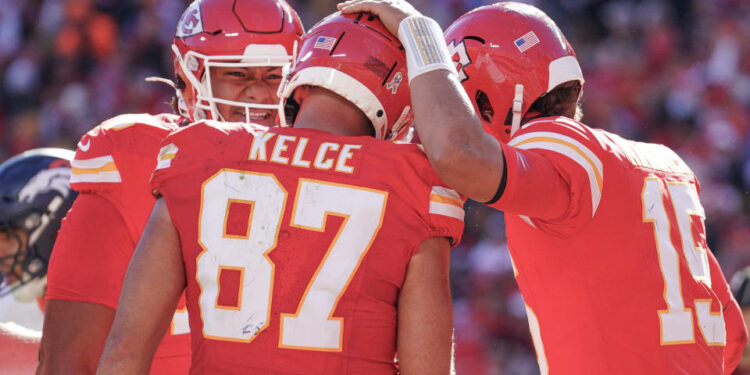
[337,0,422,37]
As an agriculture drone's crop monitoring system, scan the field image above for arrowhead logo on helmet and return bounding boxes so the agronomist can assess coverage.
[176,2,203,38]
[447,39,472,83]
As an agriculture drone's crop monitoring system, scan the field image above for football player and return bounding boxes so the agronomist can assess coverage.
[39,0,303,374]
[0,148,77,373]
[97,12,462,374]
[338,0,748,374]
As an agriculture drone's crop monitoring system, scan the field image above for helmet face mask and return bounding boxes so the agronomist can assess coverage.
[0,148,77,299]
[172,0,304,124]
[278,12,413,141]
[444,2,584,143]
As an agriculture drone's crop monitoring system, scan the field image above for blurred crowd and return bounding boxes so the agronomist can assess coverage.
[1,0,748,374]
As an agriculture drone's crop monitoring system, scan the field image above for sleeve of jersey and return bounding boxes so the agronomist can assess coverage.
[490,121,604,235]
[150,131,195,197]
[707,251,748,374]
[424,184,465,247]
[45,193,134,310]
[69,128,121,193]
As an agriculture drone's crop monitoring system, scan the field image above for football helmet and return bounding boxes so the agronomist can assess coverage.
[444,2,584,143]
[172,0,304,122]
[278,12,412,140]
[0,148,76,298]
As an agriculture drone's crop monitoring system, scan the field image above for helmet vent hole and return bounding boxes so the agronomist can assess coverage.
[376,110,384,117]
[475,90,494,123]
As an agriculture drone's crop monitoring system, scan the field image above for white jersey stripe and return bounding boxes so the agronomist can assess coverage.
[156,143,179,170]
[70,170,121,183]
[431,186,461,202]
[70,155,122,183]
[100,113,164,130]
[519,215,537,228]
[510,133,603,216]
[525,303,549,375]
[71,155,116,169]
[429,201,465,221]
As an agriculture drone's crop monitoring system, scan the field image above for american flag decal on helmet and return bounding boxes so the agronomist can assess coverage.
[514,31,540,53]
[313,36,337,50]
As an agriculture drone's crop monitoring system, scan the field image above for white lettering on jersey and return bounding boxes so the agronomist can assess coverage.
[251,134,361,174]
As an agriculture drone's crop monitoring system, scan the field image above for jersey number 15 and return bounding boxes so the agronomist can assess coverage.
[642,177,725,346]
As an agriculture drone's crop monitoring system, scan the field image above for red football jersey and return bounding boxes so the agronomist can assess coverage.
[151,121,465,374]
[46,113,191,374]
[490,116,746,374]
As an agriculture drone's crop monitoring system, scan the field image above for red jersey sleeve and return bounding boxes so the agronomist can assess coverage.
[490,117,604,236]
[46,193,133,309]
[69,113,178,240]
[48,113,178,308]
[423,179,465,246]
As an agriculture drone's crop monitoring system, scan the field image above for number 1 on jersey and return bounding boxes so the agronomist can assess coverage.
[642,177,725,346]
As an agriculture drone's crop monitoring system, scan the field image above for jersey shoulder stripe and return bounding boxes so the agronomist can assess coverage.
[429,186,464,220]
[99,113,178,132]
[70,155,121,183]
[156,143,179,171]
[510,118,603,217]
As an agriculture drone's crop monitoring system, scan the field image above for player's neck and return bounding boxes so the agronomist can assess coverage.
[293,88,374,137]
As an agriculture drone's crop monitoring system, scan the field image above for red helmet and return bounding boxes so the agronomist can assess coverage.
[278,12,412,140]
[444,2,584,143]
[172,0,304,122]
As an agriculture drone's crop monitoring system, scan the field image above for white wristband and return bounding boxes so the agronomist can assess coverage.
[397,16,457,82]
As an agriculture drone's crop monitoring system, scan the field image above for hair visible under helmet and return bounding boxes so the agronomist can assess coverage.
[444,2,584,143]
[278,12,413,141]
[172,0,304,123]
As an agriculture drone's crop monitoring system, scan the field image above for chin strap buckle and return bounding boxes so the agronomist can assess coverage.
[510,84,524,138]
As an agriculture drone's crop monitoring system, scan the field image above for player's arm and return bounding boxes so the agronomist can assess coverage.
[339,0,505,202]
[0,322,41,374]
[397,236,454,375]
[97,199,185,375]
[707,251,749,374]
[39,193,135,375]
[38,301,116,375]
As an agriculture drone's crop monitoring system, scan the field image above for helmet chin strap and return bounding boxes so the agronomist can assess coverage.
[278,41,299,128]
[510,84,524,138]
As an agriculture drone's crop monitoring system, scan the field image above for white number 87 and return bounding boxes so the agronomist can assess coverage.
[196,169,387,350]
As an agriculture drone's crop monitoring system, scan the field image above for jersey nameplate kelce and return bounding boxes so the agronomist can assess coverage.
[247,132,363,174]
